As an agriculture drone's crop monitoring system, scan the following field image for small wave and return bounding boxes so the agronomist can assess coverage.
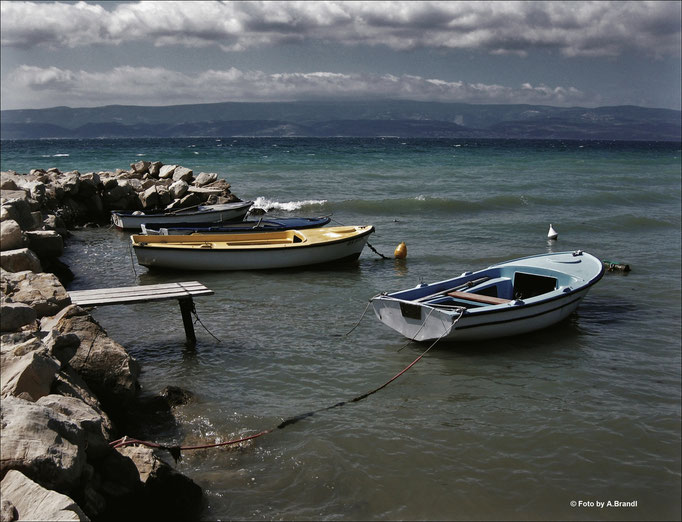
[53,153,69,157]
[251,196,328,213]
[340,195,532,216]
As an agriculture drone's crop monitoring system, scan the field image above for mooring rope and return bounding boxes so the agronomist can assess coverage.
[343,299,375,336]
[110,307,464,460]
[189,301,223,343]
[366,242,391,260]
[329,216,391,259]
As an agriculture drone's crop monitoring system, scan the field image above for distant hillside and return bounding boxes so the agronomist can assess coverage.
[1,100,680,141]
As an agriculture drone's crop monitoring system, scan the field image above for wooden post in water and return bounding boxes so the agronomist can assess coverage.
[178,297,197,348]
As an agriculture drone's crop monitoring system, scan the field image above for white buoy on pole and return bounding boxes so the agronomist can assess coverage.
[547,224,558,240]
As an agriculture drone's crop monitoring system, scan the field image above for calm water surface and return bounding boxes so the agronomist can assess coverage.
[3,138,681,520]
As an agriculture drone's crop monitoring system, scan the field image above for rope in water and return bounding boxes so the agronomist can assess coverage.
[110,307,464,459]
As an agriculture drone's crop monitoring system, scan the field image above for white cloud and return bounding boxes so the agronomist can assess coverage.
[2,64,594,109]
[1,1,679,58]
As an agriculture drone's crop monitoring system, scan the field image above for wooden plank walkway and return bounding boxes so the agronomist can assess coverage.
[68,281,214,347]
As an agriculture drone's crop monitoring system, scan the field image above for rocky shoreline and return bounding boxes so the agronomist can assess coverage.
[1,162,240,521]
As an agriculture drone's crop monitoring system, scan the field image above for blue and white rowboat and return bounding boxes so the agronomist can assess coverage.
[371,251,604,342]
[111,201,253,230]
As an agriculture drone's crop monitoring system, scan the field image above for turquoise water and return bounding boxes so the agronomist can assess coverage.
[2,138,681,520]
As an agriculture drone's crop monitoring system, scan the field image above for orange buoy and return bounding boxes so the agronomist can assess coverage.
[394,242,407,259]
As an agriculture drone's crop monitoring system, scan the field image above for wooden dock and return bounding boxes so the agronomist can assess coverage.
[68,281,214,347]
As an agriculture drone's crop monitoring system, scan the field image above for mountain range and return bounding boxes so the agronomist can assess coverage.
[1,100,680,141]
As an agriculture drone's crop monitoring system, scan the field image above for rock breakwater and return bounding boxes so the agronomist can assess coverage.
[1,162,226,521]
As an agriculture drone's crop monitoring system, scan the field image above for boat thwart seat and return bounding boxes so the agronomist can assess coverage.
[446,291,512,305]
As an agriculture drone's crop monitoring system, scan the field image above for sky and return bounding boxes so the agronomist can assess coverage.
[1,1,680,111]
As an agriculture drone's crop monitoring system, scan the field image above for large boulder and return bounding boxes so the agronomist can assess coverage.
[0,248,42,273]
[37,394,114,460]
[0,395,86,492]
[0,220,24,252]
[138,186,159,210]
[24,230,64,259]
[0,332,60,400]
[193,172,218,187]
[116,445,203,520]
[130,161,150,175]
[40,305,140,411]
[171,166,193,183]
[60,172,80,197]
[0,302,37,332]
[168,180,188,200]
[0,470,89,521]
[2,270,71,317]
[158,165,177,179]
[0,197,34,230]
[148,162,162,178]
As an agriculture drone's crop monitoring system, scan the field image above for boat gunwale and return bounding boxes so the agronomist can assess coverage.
[132,225,375,252]
[372,252,605,320]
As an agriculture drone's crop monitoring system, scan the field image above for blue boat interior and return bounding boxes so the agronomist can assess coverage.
[401,268,562,310]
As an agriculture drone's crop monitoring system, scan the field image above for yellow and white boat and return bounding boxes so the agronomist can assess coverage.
[131,225,375,271]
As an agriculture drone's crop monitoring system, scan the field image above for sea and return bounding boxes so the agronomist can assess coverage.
[2,137,681,521]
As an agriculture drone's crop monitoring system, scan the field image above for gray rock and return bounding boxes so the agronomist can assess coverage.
[43,213,68,236]
[158,165,177,179]
[116,445,203,520]
[171,166,193,183]
[60,173,80,197]
[29,210,43,229]
[50,364,103,411]
[0,470,89,521]
[0,498,16,522]
[2,270,71,317]
[153,187,170,207]
[138,187,159,209]
[0,220,23,251]
[0,396,86,492]
[130,161,150,174]
[0,176,18,190]
[168,180,188,199]
[0,248,42,273]
[24,230,64,259]
[0,198,33,230]
[0,302,37,332]
[37,394,113,460]
[102,178,118,191]
[77,177,98,199]
[40,305,140,409]
[0,334,60,400]
[102,185,128,206]
[24,181,47,205]
[148,161,162,177]
[193,172,218,187]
